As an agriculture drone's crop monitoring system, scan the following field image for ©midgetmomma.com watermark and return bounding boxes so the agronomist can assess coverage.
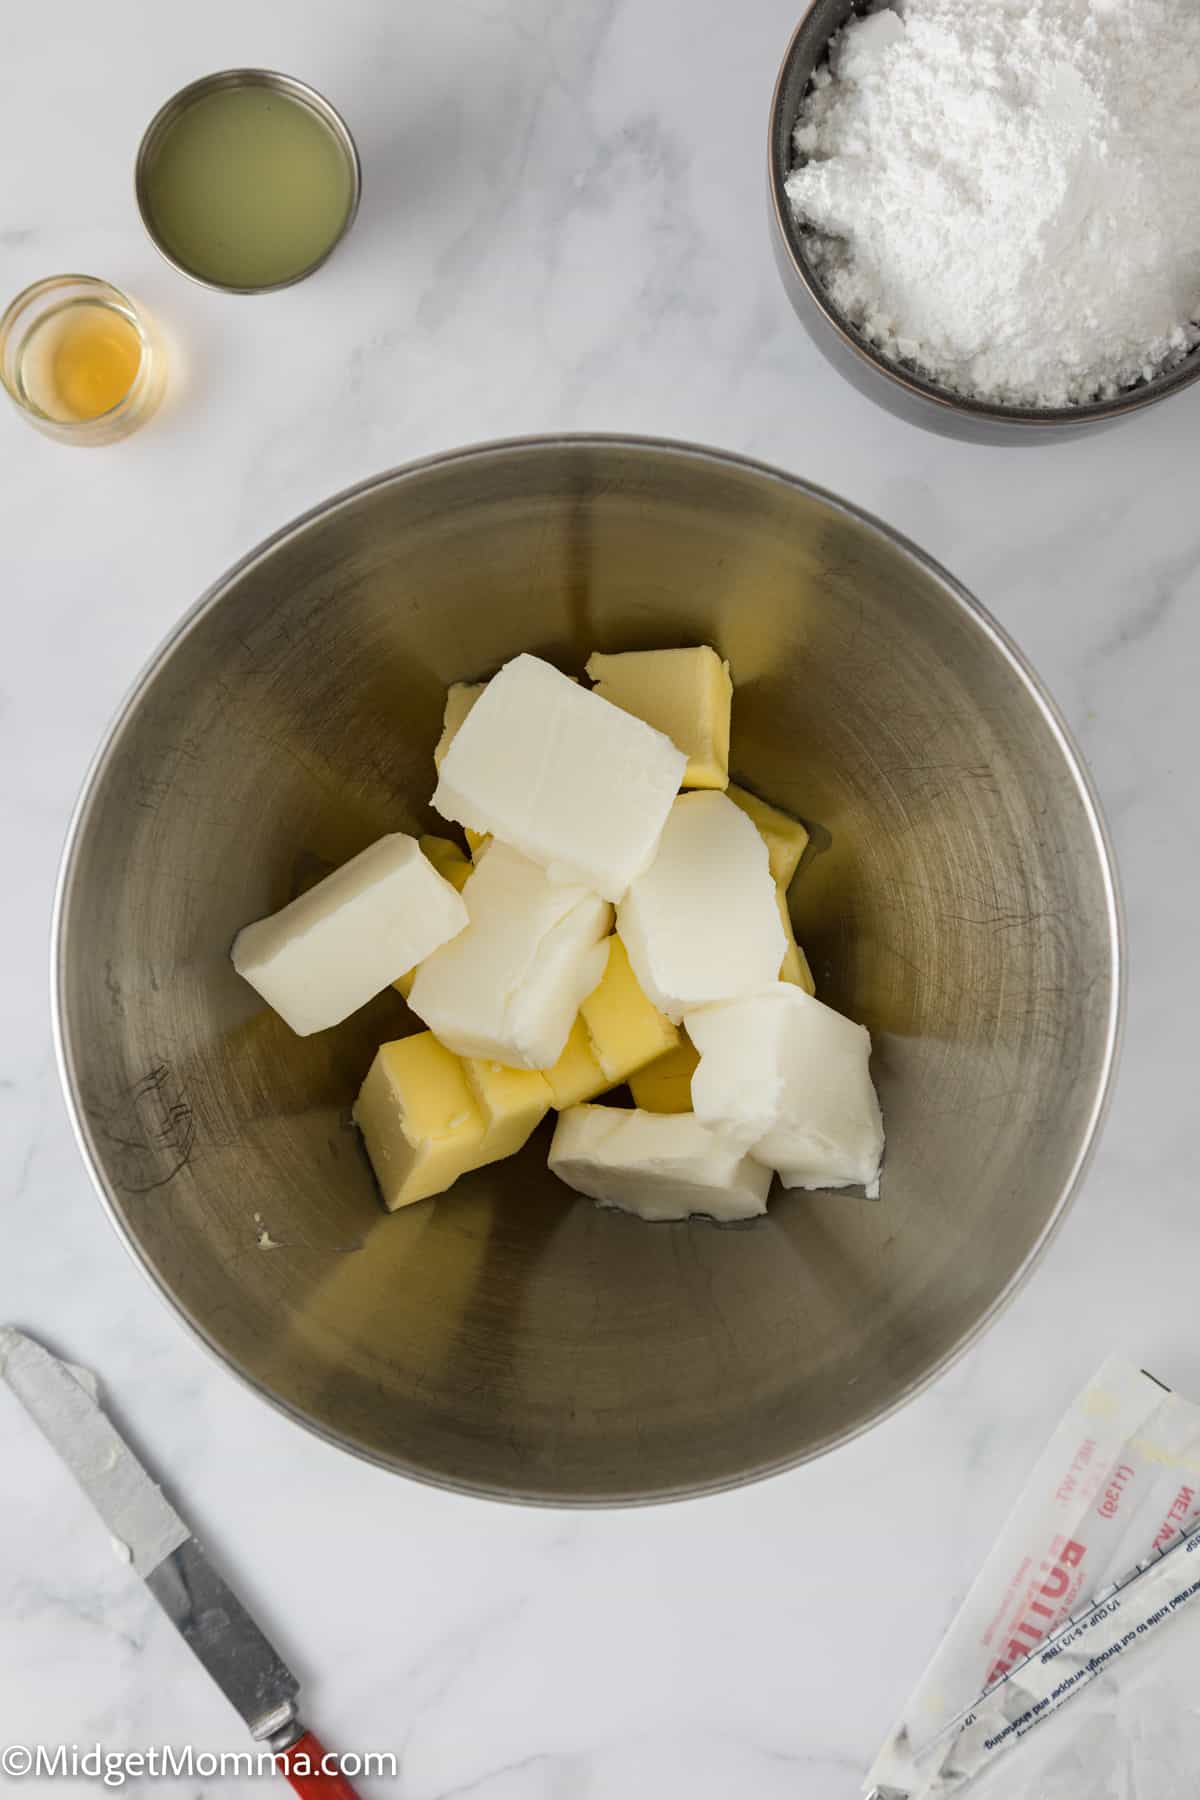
[1,1743,398,1787]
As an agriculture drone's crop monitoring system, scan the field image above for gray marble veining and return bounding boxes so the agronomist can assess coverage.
[2,0,1199,1794]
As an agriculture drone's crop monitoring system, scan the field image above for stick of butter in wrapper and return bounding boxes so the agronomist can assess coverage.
[867,1357,1200,1799]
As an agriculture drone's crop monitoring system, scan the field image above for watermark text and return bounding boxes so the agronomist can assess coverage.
[1,1743,396,1786]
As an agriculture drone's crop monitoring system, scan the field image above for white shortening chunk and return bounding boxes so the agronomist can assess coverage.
[688,985,884,1196]
[232,834,468,1036]
[434,673,581,773]
[616,792,786,1022]
[433,681,488,770]
[549,1106,772,1222]
[407,842,612,1069]
[433,654,687,902]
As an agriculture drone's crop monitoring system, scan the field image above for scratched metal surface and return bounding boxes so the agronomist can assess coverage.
[52,438,1122,1503]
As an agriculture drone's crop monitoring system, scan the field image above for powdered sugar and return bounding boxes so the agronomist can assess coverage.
[785,0,1200,408]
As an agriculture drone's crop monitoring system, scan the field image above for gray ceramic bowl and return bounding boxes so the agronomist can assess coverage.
[54,437,1122,1503]
[769,0,1200,443]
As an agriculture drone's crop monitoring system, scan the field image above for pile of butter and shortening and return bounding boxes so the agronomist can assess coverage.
[231,647,884,1223]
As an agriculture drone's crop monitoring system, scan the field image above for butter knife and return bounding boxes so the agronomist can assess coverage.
[0,1327,361,1799]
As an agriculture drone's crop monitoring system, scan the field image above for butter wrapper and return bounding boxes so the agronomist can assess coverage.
[868,1357,1200,1798]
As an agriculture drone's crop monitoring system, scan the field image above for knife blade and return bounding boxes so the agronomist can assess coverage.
[0,1327,359,1795]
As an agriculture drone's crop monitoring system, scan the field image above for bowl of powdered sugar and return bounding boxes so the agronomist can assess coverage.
[768,0,1200,441]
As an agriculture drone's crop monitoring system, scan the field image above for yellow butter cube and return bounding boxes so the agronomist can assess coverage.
[578,936,679,1083]
[543,1016,612,1108]
[726,784,810,889]
[462,1058,552,1165]
[776,888,816,995]
[585,646,732,790]
[628,1038,700,1114]
[394,838,474,996]
[353,1033,486,1209]
[419,834,473,892]
[434,682,488,770]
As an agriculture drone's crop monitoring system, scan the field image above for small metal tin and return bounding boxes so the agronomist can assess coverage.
[135,69,362,295]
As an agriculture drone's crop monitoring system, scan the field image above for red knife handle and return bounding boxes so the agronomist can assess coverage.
[279,1730,363,1800]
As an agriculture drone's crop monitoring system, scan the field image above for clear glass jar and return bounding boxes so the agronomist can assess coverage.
[0,274,164,446]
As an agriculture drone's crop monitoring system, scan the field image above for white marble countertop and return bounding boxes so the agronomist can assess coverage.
[3,1,1199,1795]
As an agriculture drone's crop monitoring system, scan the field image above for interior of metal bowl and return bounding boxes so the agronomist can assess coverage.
[769,0,1200,430]
[54,437,1121,1503]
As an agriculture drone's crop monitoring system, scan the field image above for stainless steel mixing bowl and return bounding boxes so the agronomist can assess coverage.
[769,1,1200,443]
[54,436,1122,1503]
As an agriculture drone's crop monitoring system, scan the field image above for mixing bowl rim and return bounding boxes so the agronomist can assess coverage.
[768,3,1200,431]
[50,432,1126,1506]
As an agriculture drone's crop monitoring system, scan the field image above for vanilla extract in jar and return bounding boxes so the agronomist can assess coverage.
[0,276,162,445]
